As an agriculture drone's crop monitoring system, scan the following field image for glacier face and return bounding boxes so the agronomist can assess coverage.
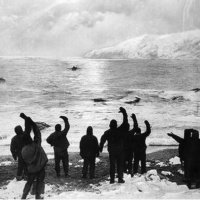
[84,30,200,59]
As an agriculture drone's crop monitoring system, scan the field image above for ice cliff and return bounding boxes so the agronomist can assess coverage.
[84,30,200,59]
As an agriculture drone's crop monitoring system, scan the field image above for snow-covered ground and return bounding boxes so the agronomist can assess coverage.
[84,30,200,59]
[1,170,200,199]
[0,157,200,199]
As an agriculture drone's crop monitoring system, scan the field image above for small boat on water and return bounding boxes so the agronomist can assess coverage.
[72,66,78,71]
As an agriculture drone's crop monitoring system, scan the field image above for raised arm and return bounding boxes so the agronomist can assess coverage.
[20,113,31,134]
[20,113,41,145]
[131,113,139,130]
[118,107,129,133]
[143,120,151,137]
[46,116,70,145]
[167,132,183,144]
[56,116,70,137]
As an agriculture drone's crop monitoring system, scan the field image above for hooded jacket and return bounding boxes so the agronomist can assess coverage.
[22,123,48,173]
[46,118,70,155]
[99,111,129,155]
[80,127,99,158]
[10,126,25,159]
[132,121,151,155]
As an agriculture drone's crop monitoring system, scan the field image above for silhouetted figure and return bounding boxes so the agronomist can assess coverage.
[10,118,31,181]
[168,129,200,189]
[46,116,70,177]
[20,113,48,199]
[123,113,138,176]
[186,130,200,188]
[168,129,192,181]
[132,119,151,175]
[99,107,129,184]
[80,126,99,179]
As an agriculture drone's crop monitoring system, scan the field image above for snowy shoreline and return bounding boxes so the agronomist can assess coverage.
[1,148,200,199]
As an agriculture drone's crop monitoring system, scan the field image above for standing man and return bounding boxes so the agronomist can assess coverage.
[10,118,32,181]
[20,113,48,199]
[123,113,139,176]
[46,116,70,177]
[80,126,99,179]
[99,107,129,184]
[133,119,151,176]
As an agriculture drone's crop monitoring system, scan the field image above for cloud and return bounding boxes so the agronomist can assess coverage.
[0,0,199,56]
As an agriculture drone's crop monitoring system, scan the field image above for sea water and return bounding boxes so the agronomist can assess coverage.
[0,57,200,154]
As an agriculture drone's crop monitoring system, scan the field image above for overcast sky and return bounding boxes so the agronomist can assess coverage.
[0,0,199,57]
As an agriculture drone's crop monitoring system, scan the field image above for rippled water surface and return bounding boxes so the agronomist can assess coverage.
[0,57,200,153]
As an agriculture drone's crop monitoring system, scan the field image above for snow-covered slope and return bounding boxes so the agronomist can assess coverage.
[84,30,200,59]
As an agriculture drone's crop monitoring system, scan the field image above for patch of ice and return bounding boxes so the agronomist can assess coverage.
[169,156,181,165]
[0,161,12,166]
[161,171,173,176]
[95,158,101,163]
[177,169,184,175]
[156,162,168,167]
[47,154,54,159]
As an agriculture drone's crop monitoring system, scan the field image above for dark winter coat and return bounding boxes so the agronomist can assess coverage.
[10,122,31,160]
[133,123,151,155]
[80,130,99,158]
[22,124,48,173]
[10,134,24,160]
[46,118,70,155]
[124,115,139,153]
[99,112,129,155]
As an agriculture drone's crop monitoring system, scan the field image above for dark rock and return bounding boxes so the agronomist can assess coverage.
[0,78,6,83]
[124,97,141,105]
[72,66,78,71]
[93,98,107,102]
[171,96,184,101]
[190,88,200,92]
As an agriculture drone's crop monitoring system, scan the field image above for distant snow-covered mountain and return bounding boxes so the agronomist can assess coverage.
[84,30,200,59]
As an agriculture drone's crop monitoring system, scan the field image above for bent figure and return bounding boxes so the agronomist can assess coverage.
[133,119,151,175]
[46,116,70,177]
[20,113,48,199]
[99,107,129,184]
[80,126,99,179]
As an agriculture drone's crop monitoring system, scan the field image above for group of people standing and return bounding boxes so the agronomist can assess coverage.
[10,107,151,199]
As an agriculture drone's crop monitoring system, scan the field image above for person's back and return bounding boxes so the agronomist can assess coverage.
[22,119,48,174]
[10,125,27,181]
[99,107,128,184]
[46,116,70,177]
[47,116,70,151]
[80,126,99,179]
[20,114,48,199]
[132,120,151,175]
[80,128,99,158]
[11,126,25,159]
[102,121,124,155]
[185,130,199,162]
[133,121,151,155]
